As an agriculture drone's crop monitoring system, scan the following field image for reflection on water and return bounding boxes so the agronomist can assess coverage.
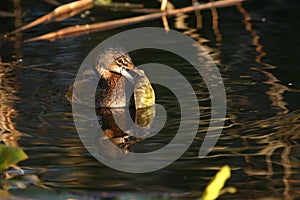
[0,0,22,148]
[97,106,156,152]
[0,61,21,147]
[1,0,300,199]
[207,109,300,199]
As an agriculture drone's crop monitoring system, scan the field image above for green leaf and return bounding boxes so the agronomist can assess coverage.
[201,165,231,200]
[0,145,28,171]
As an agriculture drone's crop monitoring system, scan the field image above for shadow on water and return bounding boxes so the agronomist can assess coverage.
[1,0,300,199]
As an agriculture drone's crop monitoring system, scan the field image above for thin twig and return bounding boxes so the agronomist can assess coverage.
[0,10,15,18]
[11,0,93,34]
[160,0,170,31]
[160,0,168,11]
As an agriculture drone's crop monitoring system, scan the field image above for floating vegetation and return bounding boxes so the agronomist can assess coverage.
[0,144,27,172]
[201,165,236,200]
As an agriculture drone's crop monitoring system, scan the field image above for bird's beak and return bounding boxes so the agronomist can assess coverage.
[120,66,147,84]
[120,67,135,84]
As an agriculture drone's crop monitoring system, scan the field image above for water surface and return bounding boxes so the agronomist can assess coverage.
[0,0,300,199]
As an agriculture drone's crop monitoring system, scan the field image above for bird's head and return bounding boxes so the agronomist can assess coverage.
[96,46,138,84]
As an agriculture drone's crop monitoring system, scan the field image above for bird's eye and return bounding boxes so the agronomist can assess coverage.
[117,57,128,67]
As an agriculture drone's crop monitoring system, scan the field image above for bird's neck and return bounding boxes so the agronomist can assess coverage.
[99,74,133,108]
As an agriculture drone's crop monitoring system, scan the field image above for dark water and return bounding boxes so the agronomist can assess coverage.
[1,0,300,199]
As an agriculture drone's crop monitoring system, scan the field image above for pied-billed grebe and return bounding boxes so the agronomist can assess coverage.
[67,46,155,108]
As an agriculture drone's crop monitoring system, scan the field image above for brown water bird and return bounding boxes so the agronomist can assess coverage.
[66,46,155,108]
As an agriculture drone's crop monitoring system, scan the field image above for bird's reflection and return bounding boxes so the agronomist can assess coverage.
[97,106,155,153]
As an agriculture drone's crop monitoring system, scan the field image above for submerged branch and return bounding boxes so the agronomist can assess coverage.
[26,0,243,42]
[9,0,145,34]
[11,0,93,34]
